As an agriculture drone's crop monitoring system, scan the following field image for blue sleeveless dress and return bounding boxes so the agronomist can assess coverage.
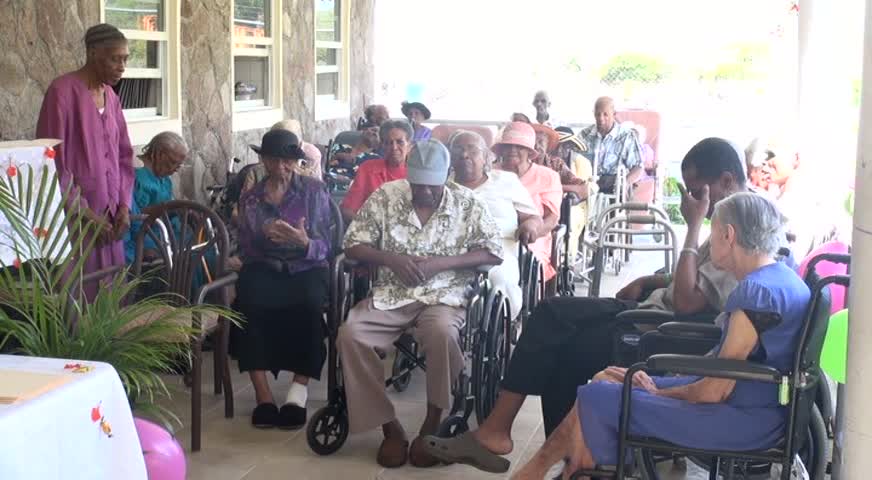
[577,262,810,465]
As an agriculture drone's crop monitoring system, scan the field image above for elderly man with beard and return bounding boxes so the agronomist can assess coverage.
[338,139,504,469]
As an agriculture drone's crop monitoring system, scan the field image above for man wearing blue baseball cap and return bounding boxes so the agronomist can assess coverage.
[339,139,504,468]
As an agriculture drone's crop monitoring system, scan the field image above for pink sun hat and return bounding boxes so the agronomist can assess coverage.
[492,121,536,154]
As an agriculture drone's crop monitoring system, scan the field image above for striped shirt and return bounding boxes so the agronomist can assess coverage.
[579,122,643,176]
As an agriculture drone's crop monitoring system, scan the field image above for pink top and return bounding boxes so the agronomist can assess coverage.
[517,163,562,281]
[36,73,135,217]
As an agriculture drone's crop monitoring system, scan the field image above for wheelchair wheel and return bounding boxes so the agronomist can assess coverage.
[474,293,511,423]
[306,404,350,456]
[646,405,829,480]
[391,351,414,392]
[437,415,469,438]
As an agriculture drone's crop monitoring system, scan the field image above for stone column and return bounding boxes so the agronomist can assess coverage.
[841,0,872,477]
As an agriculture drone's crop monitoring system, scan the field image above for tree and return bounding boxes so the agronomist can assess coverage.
[600,53,669,85]
[700,43,769,82]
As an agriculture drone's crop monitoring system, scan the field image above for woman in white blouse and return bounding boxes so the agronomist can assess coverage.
[449,130,543,318]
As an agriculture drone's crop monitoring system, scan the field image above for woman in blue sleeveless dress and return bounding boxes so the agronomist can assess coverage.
[512,191,812,479]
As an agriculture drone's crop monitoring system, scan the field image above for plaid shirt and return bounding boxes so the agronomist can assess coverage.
[579,122,643,176]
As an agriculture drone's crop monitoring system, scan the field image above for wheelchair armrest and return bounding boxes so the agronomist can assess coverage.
[80,264,125,285]
[615,309,676,326]
[657,321,722,340]
[646,354,782,383]
[195,272,239,306]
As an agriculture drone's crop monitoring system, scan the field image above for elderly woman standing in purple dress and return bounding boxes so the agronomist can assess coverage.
[36,24,134,293]
[233,129,333,431]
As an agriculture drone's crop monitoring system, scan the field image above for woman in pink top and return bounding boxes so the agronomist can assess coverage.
[494,122,562,281]
[36,24,135,297]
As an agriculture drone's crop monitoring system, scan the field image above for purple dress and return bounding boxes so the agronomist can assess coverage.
[578,263,811,465]
[413,125,432,142]
[232,174,333,377]
[36,73,135,298]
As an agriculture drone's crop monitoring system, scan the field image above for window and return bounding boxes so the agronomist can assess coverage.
[232,0,282,130]
[315,0,349,119]
[101,0,181,145]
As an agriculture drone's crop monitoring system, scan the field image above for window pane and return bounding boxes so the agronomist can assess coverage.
[317,48,338,67]
[127,40,161,69]
[317,72,339,97]
[105,0,164,31]
[235,56,270,104]
[114,78,163,112]
[234,0,270,38]
[316,0,340,42]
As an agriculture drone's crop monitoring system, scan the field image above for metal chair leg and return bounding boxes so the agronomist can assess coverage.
[191,339,203,452]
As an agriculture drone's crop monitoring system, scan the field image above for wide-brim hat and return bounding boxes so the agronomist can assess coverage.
[250,129,306,159]
[492,121,536,154]
[531,123,560,153]
[401,101,432,120]
[557,131,588,153]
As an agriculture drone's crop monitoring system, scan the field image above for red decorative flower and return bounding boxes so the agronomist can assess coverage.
[91,405,102,422]
[12,258,21,269]
[44,147,56,160]
[6,165,16,177]
[790,2,799,12]
[33,227,48,238]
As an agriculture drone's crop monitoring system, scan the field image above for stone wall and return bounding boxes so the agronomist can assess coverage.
[0,0,376,203]
[0,0,99,141]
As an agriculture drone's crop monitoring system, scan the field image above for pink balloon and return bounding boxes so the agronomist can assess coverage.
[798,241,850,313]
[135,417,187,480]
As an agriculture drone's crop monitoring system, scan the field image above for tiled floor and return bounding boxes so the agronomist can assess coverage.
[160,236,717,479]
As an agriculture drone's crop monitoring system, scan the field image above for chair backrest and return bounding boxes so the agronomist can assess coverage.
[132,200,230,305]
[798,242,850,313]
[333,130,362,148]
[615,110,661,170]
[431,124,495,147]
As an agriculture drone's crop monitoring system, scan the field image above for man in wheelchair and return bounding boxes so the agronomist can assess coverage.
[424,138,761,473]
[337,139,504,468]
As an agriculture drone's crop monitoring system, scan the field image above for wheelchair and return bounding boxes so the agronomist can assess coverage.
[305,255,513,455]
[587,201,678,298]
[576,252,850,479]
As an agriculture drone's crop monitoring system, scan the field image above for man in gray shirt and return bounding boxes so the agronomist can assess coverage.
[423,138,754,473]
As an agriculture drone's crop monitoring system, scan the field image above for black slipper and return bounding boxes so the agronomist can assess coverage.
[251,403,279,429]
[277,404,307,430]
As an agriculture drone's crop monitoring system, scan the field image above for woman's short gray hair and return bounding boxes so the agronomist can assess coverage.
[712,192,787,256]
[379,120,414,143]
[448,130,495,171]
[139,131,187,161]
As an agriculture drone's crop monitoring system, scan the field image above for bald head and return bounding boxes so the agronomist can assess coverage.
[533,91,551,120]
[594,96,616,135]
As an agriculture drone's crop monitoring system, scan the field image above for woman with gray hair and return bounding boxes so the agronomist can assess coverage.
[124,131,188,262]
[500,192,813,479]
[449,130,543,319]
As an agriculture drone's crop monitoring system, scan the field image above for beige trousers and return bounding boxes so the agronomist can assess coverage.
[337,299,465,434]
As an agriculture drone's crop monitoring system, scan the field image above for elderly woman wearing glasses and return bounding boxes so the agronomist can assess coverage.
[449,131,543,319]
[493,122,563,282]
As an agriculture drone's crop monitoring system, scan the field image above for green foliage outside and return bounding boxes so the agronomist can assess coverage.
[600,53,669,85]
[700,43,769,82]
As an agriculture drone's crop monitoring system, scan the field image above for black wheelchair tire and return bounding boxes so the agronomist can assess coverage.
[390,352,414,393]
[306,404,350,456]
[474,293,511,424]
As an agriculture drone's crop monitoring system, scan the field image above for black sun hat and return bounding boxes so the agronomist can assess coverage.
[401,101,431,120]
[249,129,306,159]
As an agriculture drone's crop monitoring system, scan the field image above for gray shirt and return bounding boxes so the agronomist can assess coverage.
[637,239,738,313]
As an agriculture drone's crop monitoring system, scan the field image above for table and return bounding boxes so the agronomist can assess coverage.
[0,355,147,480]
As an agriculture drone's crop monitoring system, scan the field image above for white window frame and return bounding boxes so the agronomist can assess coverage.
[314,0,350,121]
[232,0,283,132]
[100,0,182,146]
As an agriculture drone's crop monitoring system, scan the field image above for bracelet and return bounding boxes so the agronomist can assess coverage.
[681,247,699,256]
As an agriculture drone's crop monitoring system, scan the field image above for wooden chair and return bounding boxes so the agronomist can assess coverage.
[131,200,238,452]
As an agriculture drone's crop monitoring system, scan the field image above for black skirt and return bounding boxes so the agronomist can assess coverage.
[231,263,328,379]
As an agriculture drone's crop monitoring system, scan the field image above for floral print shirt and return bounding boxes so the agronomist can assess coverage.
[343,179,504,310]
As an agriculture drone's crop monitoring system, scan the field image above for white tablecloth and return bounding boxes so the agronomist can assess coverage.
[0,355,147,480]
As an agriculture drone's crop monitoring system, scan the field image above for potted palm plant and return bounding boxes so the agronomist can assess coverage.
[0,160,234,426]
